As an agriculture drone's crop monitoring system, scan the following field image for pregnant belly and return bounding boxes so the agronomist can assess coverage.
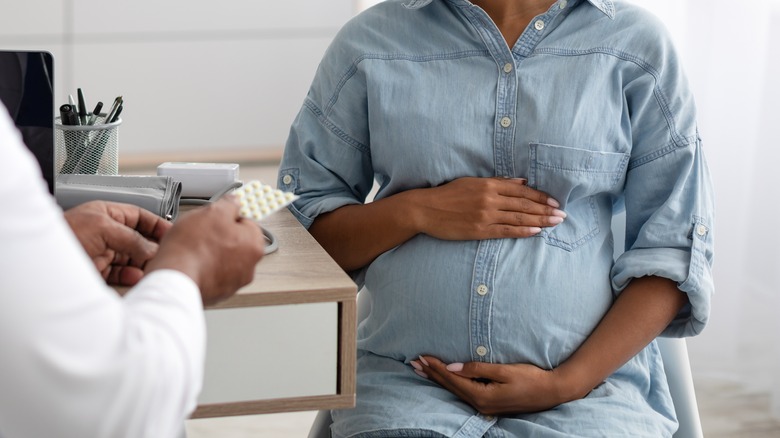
[359,235,614,366]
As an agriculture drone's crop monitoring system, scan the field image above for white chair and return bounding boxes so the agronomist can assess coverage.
[657,337,704,438]
[308,290,703,438]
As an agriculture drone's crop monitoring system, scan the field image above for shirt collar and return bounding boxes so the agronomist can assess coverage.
[403,0,616,19]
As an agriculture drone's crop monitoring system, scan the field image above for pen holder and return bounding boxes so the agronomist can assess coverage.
[55,115,121,175]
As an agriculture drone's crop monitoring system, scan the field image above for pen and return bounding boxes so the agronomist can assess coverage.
[59,104,84,173]
[88,102,103,125]
[104,96,123,125]
[59,104,78,126]
[110,103,123,123]
[77,88,87,125]
[83,98,122,174]
[67,95,81,125]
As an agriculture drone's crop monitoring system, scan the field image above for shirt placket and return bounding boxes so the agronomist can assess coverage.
[460,2,566,364]
[469,239,501,363]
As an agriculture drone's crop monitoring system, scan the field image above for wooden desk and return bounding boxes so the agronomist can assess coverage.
[191,208,357,418]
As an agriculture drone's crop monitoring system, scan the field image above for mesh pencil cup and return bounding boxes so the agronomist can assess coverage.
[55,114,121,175]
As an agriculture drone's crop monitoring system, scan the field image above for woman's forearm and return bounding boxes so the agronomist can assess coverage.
[555,276,689,400]
[308,190,424,271]
[309,177,565,271]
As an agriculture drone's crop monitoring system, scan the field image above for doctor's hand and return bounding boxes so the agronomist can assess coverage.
[411,355,583,416]
[64,200,171,286]
[410,177,566,241]
[145,197,265,306]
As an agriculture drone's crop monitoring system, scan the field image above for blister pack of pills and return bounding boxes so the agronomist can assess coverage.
[234,180,298,221]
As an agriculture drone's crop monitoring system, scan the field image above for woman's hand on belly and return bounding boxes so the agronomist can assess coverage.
[410,177,566,241]
[310,176,565,271]
[412,277,690,416]
[412,355,577,416]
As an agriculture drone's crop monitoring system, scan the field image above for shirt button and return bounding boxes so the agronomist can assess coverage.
[485,415,495,421]
[476,284,489,296]
[696,224,708,236]
[500,117,512,128]
[476,346,488,356]
[534,20,545,31]
[282,175,293,185]
[503,63,513,73]
[559,0,568,9]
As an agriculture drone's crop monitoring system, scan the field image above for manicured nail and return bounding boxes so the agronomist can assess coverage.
[547,198,560,208]
[552,209,567,218]
[446,363,464,372]
[414,369,429,379]
[410,360,423,371]
[549,216,564,225]
[418,355,430,367]
[529,227,542,234]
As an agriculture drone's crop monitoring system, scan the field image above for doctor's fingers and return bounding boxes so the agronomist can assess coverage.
[101,222,160,268]
[104,265,146,287]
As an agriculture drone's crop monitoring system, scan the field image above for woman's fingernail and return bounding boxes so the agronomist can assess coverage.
[552,209,567,218]
[414,369,429,379]
[529,227,543,234]
[446,363,464,372]
[410,360,423,371]
[547,198,560,208]
[418,355,430,367]
[549,216,564,225]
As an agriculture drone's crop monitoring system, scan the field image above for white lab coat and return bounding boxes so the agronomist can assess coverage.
[0,106,205,437]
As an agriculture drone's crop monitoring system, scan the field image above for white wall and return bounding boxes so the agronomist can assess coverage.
[0,0,355,162]
[629,0,780,415]
[760,4,780,420]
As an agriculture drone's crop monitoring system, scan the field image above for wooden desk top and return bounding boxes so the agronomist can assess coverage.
[206,208,357,309]
[117,206,357,308]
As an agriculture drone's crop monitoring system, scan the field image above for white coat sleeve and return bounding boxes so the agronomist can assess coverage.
[0,107,205,438]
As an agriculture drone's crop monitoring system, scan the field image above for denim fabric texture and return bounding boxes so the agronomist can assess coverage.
[279,0,715,436]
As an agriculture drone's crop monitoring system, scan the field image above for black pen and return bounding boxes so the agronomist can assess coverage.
[68,95,81,125]
[83,99,121,174]
[59,104,83,173]
[88,102,103,125]
[110,103,123,123]
[104,96,123,124]
[59,104,78,126]
[77,88,87,125]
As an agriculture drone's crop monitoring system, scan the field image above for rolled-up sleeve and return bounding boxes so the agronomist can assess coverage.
[611,138,714,337]
[610,31,715,338]
[278,27,374,229]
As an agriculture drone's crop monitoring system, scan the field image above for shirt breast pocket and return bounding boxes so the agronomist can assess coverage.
[528,142,630,251]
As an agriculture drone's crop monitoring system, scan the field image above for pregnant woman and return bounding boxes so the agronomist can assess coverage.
[278,0,715,436]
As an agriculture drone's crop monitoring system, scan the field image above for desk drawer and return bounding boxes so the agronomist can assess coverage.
[198,302,338,405]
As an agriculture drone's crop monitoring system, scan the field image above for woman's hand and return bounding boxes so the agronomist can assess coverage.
[411,355,583,416]
[410,177,566,241]
[310,176,565,271]
[409,278,689,417]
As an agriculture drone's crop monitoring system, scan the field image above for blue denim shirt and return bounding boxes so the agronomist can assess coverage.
[279,0,714,436]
